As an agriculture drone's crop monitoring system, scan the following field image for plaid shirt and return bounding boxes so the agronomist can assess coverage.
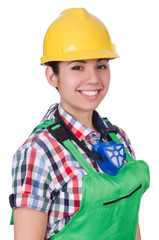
[9,104,136,239]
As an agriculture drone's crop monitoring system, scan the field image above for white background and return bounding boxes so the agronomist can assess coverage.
[0,0,158,239]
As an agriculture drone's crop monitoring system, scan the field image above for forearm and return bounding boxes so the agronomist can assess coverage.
[136,223,141,240]
[14,207,48,240]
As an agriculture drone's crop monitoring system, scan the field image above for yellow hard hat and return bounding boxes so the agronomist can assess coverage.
[41,8,119,64]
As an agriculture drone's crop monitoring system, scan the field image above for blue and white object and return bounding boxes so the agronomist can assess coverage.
[92,141,125,176]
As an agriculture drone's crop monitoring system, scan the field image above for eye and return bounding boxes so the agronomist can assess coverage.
[71,65,83,70]
[97,64,107,70]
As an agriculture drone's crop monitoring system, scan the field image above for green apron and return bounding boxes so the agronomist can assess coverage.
[48,160,149,240]
[10,119,150,240]
[44,120,150,240]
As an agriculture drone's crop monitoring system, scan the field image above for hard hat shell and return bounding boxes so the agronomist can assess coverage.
[41,8,119,64]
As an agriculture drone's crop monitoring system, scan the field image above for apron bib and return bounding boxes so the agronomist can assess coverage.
[49,159,149,240]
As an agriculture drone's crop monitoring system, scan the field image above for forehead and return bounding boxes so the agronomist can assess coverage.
[62,58,109,66]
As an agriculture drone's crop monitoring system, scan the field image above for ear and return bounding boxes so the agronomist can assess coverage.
[45,66,58,88]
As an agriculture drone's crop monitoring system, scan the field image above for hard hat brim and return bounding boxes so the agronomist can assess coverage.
[41,49,119,64]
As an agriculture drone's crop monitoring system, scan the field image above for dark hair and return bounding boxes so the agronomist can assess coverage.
[45,61,61,75]
[41,103,58,123]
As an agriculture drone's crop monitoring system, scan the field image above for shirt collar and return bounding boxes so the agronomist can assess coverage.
[58,104,108,141]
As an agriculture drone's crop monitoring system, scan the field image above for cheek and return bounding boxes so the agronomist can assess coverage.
[107,76,111,88]
[57,74,77,95]
[59,70,82,89]
[103,72,111,89]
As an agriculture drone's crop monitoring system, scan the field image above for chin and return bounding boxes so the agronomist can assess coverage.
[80,103,101,112]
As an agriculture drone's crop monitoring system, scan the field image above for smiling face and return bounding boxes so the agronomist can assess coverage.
[46,58,110,118]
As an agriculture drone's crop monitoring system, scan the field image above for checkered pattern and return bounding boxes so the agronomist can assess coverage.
[9,104,136,239]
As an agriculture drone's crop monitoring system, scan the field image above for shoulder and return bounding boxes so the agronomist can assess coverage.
[114,125,136,160]
[13,126,64,169]
[16,126,57,153]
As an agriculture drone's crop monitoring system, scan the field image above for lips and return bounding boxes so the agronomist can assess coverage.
[78,89,101,97]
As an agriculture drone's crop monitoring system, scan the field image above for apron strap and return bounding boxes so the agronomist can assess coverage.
[34,120,95,174]
[63,139,96,174]
[103,118,134,163]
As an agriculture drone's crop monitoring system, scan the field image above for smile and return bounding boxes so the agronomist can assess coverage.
[80,90,99,96]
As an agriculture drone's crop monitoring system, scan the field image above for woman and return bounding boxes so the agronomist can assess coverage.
[9,8,150,240]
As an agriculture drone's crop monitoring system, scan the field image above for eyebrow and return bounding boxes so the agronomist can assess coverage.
[67,60,87,65]
[97,58,108,62]
[67,58,108,65]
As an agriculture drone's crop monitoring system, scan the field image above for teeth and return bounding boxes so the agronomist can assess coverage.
[81,90,98,96]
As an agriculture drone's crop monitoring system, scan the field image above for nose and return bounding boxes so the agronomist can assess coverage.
[85,67,99,84]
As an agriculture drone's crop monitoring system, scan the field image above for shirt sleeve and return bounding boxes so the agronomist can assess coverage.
[9,144,55,212]
[115,127,136,160]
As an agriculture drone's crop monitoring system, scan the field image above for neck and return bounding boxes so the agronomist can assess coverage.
[73,111,95,130]
[60,104,96,131]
